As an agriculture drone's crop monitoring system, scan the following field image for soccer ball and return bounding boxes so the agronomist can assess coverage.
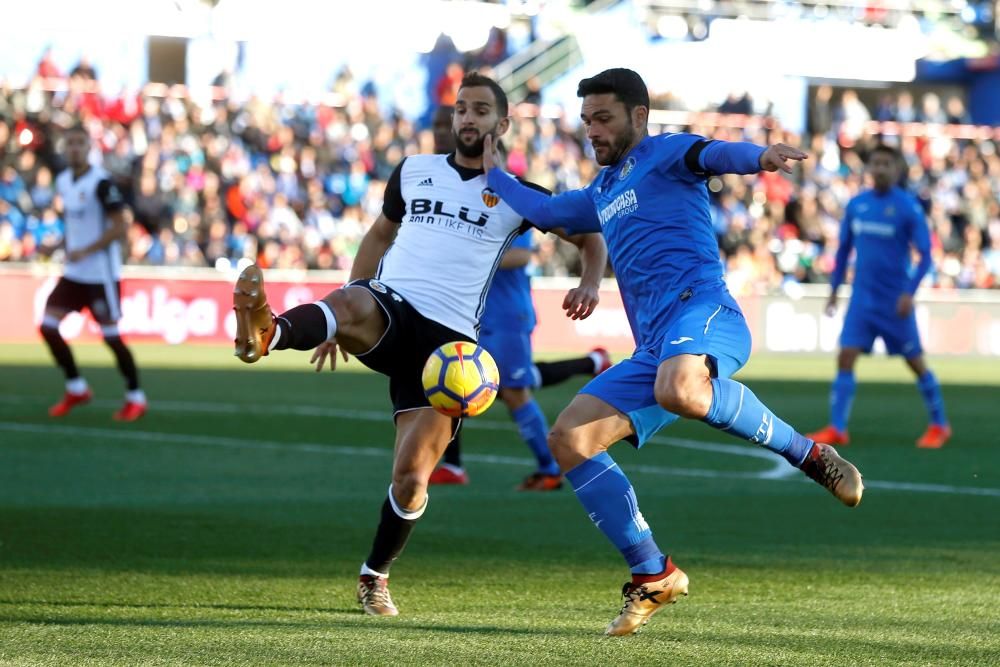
[422,341,500,418]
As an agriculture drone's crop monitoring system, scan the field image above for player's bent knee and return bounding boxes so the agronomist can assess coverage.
[547,421,588,468]
[390,470,427,510]
[655,377,711,418]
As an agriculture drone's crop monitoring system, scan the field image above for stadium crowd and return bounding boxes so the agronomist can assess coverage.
[1,65,998,293]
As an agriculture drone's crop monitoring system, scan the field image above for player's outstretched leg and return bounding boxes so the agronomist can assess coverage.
[548,395,688,636]
[657,356,863,507]
[233,265,383,364]
[40,313,92,417]
[358,409,453,616]
[533,347,612,388]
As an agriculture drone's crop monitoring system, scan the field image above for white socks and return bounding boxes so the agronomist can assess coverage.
[126,389,147,405]
[314,300,338,340]
[66,378,89,395]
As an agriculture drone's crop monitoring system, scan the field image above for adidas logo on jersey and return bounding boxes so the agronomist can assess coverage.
[417,177,434,187]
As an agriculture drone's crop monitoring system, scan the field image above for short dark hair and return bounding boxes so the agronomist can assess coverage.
[869,143,901,162]
[458,73,508,118]
[65,123,88,136]
[577,68,650,112]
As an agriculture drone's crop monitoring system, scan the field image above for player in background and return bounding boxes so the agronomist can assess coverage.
[482,68,864,636]
[231,74,606,617]
[428,104,611,489]
[807,144,949,449]
[40,125,147,421]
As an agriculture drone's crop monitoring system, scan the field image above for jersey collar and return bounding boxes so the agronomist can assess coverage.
[446,153,485,181]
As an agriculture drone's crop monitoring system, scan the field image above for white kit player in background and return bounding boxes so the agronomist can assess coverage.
[40,124,147,421]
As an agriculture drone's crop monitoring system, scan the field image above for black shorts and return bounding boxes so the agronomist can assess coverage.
[348,278,474,415]
[46,277,122,323]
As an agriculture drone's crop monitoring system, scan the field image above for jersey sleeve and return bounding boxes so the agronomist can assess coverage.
[381,158,407,223]
[673,137,766,181]
[830,200,855,291]
[95,179,126,213]
[487,167,601,234]
[905,195,932,294]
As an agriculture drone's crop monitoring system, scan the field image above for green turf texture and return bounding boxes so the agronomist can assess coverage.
[1,343,998,666]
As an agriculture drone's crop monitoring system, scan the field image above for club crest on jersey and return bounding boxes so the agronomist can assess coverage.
[369,280,387,294]
[884,205,895,216]
[481,187,500,208]
[619,156,636,180]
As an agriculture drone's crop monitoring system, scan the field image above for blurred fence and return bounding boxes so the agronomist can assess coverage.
[2,264,999,356]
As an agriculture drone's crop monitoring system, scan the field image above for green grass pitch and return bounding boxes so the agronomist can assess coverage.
[0,343,998,666]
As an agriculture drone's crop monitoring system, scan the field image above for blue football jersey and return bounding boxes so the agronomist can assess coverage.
[834,186,931,307]
[561,134,740,349]
[480,230,537,333]
[488,132,760,351]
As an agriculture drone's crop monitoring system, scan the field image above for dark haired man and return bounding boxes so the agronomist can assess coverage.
[231,74,607,616]
[41,125,146,421]
[483,68,864,635]
[808,144,947,449]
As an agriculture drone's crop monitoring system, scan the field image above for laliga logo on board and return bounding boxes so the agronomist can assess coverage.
[481,187,500,208]
[619,156,636,180]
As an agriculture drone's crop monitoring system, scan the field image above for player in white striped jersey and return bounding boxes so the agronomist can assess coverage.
[231,74,607,616]
[41,125,147,421]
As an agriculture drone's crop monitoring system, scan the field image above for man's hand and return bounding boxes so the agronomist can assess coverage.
[824,294,838,317]
[563,284,599,320]
[482,134,504,172]
[759,143,808,173]
[896,293,914,318]
[309,340,350,372]
[66,248,88,262]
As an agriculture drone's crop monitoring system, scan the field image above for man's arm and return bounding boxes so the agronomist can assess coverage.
[681,138,807,177]
[898,201,933,317]
[826,206,855,316]
[498,246,533,269]
[349,214,399,281]
[483,135,601,234]
[548,228,607,320]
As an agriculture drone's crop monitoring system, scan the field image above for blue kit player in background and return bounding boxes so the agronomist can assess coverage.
[431,229,612,491]
[808,144,950,449]
[482,68,864,636]
[428,105,611,490]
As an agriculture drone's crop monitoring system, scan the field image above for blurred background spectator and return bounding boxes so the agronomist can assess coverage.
[0,54,997,294]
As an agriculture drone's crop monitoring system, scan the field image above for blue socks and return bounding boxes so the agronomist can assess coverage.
[917,371,948,426]
[565,452,665,575]
[830,370,856,432]
[703,377,813,467]
[512,400,560,475]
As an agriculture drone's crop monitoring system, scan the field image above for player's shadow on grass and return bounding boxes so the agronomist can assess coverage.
[0,608,583,636]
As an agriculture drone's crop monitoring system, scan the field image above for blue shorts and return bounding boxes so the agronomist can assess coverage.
[580,302,752,447]
[841,303,922,358]
[478,329,537,389]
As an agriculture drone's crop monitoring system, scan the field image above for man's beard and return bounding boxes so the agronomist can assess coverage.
[454,127,493,158]
[595,126,636,166]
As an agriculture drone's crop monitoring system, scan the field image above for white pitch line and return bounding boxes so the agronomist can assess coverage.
[0,421,769,482]
[1,420,998,498]
[0,394,794,479]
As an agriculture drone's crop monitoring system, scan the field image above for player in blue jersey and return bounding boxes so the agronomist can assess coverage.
[428,106,612,490]
[481,68,864,636]
[807,144,949,449]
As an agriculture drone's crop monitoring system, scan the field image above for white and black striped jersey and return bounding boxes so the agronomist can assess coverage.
[56,166,126,284]
[378,153,548,340]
